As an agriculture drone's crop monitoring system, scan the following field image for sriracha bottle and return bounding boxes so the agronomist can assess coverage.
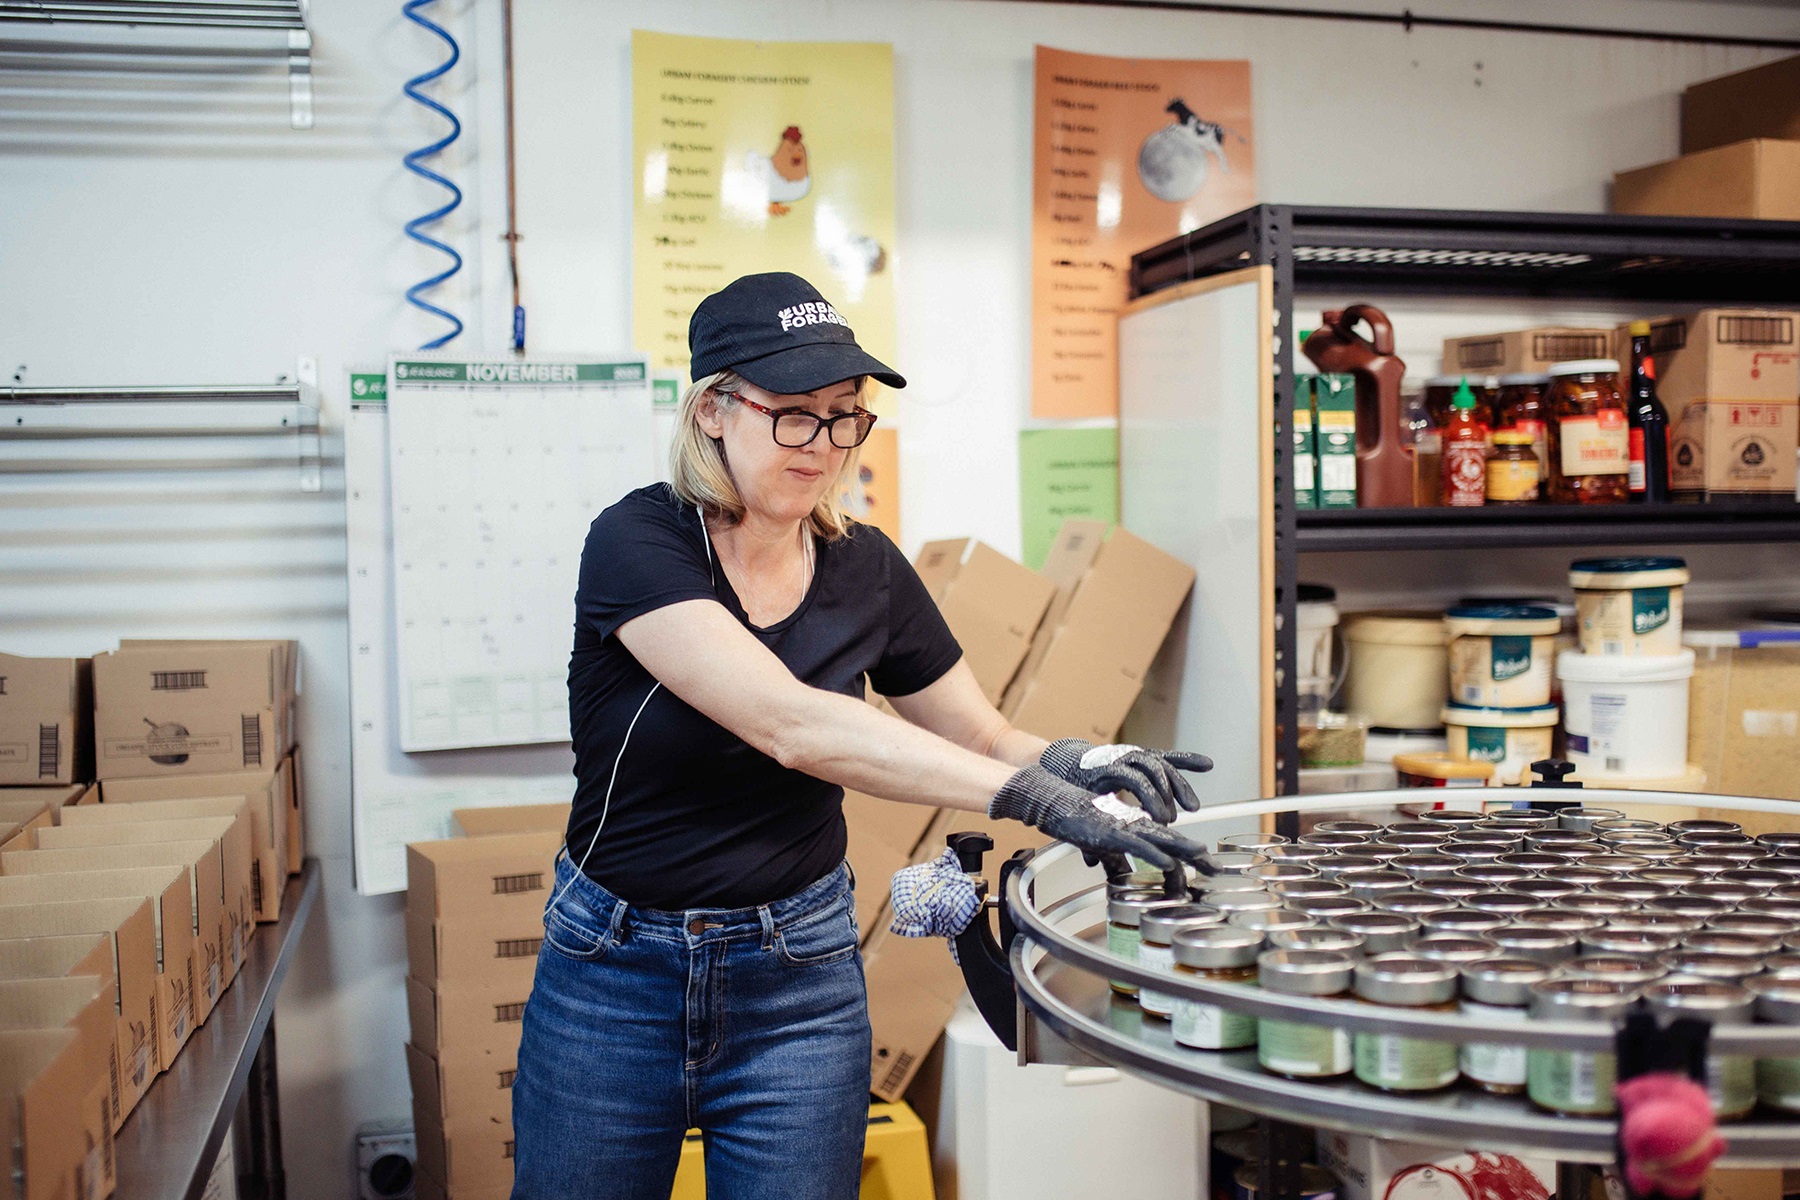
[1440,378,1489,507]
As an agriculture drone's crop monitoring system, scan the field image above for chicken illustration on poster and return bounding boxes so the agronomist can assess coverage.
[631,31,899,418]
[1031,47,1256,420]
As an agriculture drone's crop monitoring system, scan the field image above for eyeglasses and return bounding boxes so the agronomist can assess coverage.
[727,393,878,449]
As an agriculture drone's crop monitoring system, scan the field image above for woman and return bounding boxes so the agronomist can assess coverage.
[511,272,1212,1200]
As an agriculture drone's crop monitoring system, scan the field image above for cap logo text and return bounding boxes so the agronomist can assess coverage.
[778,301,848,332]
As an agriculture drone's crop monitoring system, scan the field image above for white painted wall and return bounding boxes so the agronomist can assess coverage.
[3,0,1798,1193]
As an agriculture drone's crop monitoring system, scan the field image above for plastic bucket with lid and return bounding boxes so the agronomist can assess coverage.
[1295,583,1343,709]
[1569,557,1690,657]
[1441,704,1560,787]
[1343,612,1449,729]
[1445,603,1562,708]
[1557,649,1694,779]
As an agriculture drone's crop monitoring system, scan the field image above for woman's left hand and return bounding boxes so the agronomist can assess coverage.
[1039,739,1213,824]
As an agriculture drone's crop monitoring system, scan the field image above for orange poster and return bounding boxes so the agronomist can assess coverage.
[1031,47,1255,419]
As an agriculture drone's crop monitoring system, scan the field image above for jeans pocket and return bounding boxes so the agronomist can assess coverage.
[774,894,858,967]
[542,892,613,963]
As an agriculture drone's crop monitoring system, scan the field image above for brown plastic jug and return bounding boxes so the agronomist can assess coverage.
[1302,305,1412,508]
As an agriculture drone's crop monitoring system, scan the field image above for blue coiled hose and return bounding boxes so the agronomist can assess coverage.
[402,0,463,350]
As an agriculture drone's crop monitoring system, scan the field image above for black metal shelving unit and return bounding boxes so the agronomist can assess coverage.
[1127,204,1800,801]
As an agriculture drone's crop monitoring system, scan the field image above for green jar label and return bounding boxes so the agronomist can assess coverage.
[1490,636,1534,683]
[1756,1056,1800,1110]
[1528,1049,1616,1115]
[1354,1032,1458,1090]
[1460,1000,1527,1085]
[1632,587,1671,635]
[1174,998,1258,1050]
[1707,1055,1756,1116]
[1465,726,1509,763]
[1107,924,1141,962]
[1259,1018,1351,1076]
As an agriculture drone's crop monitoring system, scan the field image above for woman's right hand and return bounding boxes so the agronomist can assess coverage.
[987,766,1214,875]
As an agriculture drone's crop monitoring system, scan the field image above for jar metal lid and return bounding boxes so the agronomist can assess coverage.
[1262,844,1334,864]
[1706,914,1797,938]
[1208,890,1286,914]
[1593,880,1672,902]
[1311,855,1384,881]
[1498,852,1569,872]
[1559,955,1668,984]
[1354,953,1459,1005]
[1756,832,1800,855]
[1558,807,1625,833]
[1106,891,1172,924]
[1529,976,1641,1018]
[1453,829,1521,847]
[1480,809,1559,828]
[1685,931,1783,959]
[1686,881,1761,906]
[1594,817,1664,834]
[1752,977,1800,1024]
[1581,854,1652,875]
[1422,909,1510,936]
[1668,819,1742,837]
[1270,877,1349,900]
[1743,897,1800,919]
[1547,359,1621,377]
[1608,913,1705,936]
[1218,832,1290,852]
[1629,844,1691,862]
[1718,868,1787,892]
[1291,894,1372,917]
[1578,929,1678,957]
[1248,862,1321,883]
[1489,925,1578,963]
[1229,908,1319,933]
[1553,894,1634,917]
[1342,869,1414,898]
[1678,831,1756,850]
[1418,878,1487,900]
[1465,890,1541,915]
[1314,820,1385,834]
[1543,866,1617,888]
[1410,935,1500,964]
[1754,858,1800,879]
[1634,868,1702,888]
[1300,830,1373,849]
[1381,832,1455,851]
[1388,820,1456,836]
[1444,843,1509,864]
[1139,904,1226,944]
[1497,372,1552,387]
[1516,909,1604,933]
[1171,925,1264,969]
[1463,957,1551,1006]
[1458,865,1534,886]
[1682,856,1743,877]
[1647,894,1733,918]
[1393,853,1465,880]
[1643,979,1753,1023]
[1374,889,1459,916]
[1258,948,1355,995]
[1268,926,1365,954]
[1528,829,1600,850]
[1326,911,1421,952]
[1662,951,1759,981]
[1513,879,1585,901]
[1210,851,1274,875]
[1201,874,1269,895]
[1419,810,1489,827]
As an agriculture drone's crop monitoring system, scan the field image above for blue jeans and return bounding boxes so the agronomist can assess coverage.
[510,855,872,1200]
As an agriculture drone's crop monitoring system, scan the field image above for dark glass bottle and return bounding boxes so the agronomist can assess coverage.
[1627,321,1671,503]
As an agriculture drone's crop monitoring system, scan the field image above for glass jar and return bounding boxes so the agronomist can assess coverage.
[1137,904,1226,1019]
[1643,980,1756,1120]
[1486,431,1541,505]
[1461,957,1550,1095]
[1547,359,1629,505]
[1495,371,1552,481]
[1750,979,1800,1115]
[1169,926,1263,1050]
[1325,912,1421,954]
[1352,954,1460,1092]
[1257,949,1356,1080]
[1107,893,1183,996]
[1527,978,1639,1116]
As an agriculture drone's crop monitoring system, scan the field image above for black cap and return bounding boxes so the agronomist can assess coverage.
[688,272,905,394]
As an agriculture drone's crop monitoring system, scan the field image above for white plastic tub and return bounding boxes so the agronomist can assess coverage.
[1557,649,1695,779]
[1440,703,1559,787]
[1569,557,1690,657]
[1444,603,1563,708]
[1343,612,1449,730]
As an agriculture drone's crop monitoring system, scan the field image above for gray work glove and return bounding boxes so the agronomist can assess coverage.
[1039,739,1214,825]
[989,766,1214,876]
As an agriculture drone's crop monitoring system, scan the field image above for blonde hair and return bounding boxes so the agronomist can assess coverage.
[669,370,864,542]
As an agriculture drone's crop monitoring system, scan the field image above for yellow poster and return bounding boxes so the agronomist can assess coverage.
[632,31,899,416]
[1031,47,1255,419]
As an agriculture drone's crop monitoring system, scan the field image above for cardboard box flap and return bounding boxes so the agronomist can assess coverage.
[452,804,571,837]
[911,539,971,601]
[38,816,234,850]
[1059,529,1195,647]
[0,934,114,990]
[406,831,560,921]
[943,543,1058,640]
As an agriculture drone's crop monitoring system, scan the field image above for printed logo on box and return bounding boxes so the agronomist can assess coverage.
[0,743,26,764]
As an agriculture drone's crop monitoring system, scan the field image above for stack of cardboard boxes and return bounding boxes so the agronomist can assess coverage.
[405,823,561,1200]
[0,639,303,1200]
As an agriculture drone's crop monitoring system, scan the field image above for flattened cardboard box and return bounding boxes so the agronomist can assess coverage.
[406,831,561,925]
[406,975,531,1068]
[56,798,255,981]
[405,908,543,989]
[0,897,159,1122]
[0,861,199,1067]
[39,813,251,1002]
[93,643,292,781]
[453,802,570,837]
[0,1026,109,1200]
[0,975,119,1185]
[406,1034,518,1127]
[912,539,1056,704]
[0,935,121,1134]
[0,656,92,786]
[98,756,292,923]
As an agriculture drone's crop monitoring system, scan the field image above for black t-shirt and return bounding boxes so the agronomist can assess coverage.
[566,483,963,909]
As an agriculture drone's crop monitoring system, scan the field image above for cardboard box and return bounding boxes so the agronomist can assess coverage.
[0,897,159,1120]
[56,797,256,978]
[453,803,570,837]
[1,844,221,1064]
[412,1112,515,1196]
[93,642,294,780]
[406,909,542,989]
[1689,636,1800,813]
[0,1027,111,1200]
[0,934,120,1133]
[862,913,972,1103]
[1005,526,1196,744]
[1669,399,1799,496]
[1613,139,1800,223]
[39,812,252,1000]
[406,976,530,1067]
[0,975,119,1187]
[0,656,93,786]
[1313,372,1357,509]
[117,637,299,751]
[405,1036,518,1126]
[1631,309,1800,407]
[413,1164,511,1200]
[1683,54,1800,152]
[1443,327,1614,377]
[406,831,560,926]
[1316,1130,1554,1200]
[910,540,1057,705]
[0,863,198,1065]
[98,756,292,922]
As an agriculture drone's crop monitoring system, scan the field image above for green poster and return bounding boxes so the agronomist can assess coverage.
[1019,427,1119,569]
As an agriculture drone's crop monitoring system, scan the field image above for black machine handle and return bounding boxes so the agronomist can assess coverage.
[946,832,1031,1051]
[1529,758,1582,788]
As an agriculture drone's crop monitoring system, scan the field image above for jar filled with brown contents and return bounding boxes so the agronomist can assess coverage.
[1547,360,1629,504]
[1486,432,1541,505]
[1494,372,1552,481]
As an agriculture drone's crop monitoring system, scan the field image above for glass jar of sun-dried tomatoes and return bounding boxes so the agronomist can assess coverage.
[1547,360,1629,505]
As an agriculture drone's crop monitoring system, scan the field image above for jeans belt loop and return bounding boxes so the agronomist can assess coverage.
[758,903,777,952]
[606,898,630,945]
